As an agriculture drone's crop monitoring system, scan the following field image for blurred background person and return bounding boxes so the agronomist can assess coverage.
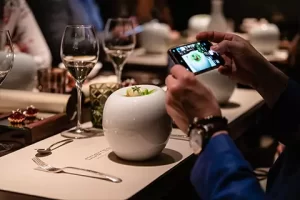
[0,0,51,91]
[27,0,104,67]
[71,0,104,32]
[2,0,51,69]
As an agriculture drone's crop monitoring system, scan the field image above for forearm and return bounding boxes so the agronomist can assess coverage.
[191,134,264,200]
[255,63,289,108]
[253,62,300,146]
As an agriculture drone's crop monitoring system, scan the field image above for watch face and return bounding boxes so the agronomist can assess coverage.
[189,129,203,154]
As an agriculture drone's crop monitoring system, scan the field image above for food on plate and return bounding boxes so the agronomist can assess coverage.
[125,86,155,97]
[191,52,201,62]
[8,109,26,124]
[24,105,38,119]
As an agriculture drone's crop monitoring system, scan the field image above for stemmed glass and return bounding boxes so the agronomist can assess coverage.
[0,30,14,85]
[0,30,14,153]
[60,25,99,139]
[103,18,136,84]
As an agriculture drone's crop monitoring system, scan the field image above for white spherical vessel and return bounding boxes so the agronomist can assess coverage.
[249,23,280,54]
[188,14,211,37]
[140,20,170,54]
[102,85,172,161]
[196,69,236,104]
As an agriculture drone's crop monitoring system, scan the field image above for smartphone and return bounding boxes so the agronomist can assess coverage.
[168,41,225,75]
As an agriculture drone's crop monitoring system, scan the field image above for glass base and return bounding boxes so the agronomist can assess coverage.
[61,127,97,139]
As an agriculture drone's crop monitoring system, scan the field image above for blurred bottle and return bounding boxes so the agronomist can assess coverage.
[207,0,228,32]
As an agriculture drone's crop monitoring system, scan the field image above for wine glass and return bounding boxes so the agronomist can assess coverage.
[60,25,99,139]
[103,18,136,84]
[0,30,14,154]
[0,30,14,85]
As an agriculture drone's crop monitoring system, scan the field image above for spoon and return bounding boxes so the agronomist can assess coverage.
[35,139,73,154]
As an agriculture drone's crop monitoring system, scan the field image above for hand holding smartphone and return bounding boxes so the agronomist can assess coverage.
[168,41,225,75]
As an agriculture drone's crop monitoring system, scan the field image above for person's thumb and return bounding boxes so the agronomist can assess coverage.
[218,65,232,76]
[211,40,241,55]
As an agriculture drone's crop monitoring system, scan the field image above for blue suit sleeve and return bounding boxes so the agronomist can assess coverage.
[191,134,265,200]
[266,79,300,146]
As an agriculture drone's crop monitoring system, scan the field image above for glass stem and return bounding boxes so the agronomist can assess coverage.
[115,64,124,84]
[76,81,82,130]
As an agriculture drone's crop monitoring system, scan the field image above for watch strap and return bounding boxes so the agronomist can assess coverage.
[188,116,228,154]
[188,116,228,137]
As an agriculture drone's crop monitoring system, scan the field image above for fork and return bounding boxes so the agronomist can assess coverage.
[32,157,122,183]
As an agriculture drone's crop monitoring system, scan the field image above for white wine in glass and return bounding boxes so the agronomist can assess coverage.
[61,25,99,139]
[103,18,136,84]
[63,56,97,82]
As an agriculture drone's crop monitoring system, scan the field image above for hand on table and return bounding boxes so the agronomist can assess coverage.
[165,65,221,132]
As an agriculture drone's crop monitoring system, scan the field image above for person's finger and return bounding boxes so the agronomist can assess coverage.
[196,31,235,43]
[165,74,177,87]
[170,65,191,79]
[221,54,232,67]
[165,75,182,99]
[210,40,243,55]
[170,65,198,89]
[218,65,232,76]
[165,95,189,132]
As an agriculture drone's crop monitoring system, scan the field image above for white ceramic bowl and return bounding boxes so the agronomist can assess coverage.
[249,23,280,54]
[139,21,170,54]
[1,53,38,91]
[196,69,236,104]
[102,85,172,161]
[188,14,211,37]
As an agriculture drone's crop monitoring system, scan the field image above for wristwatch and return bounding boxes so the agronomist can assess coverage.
[187,116,228,155]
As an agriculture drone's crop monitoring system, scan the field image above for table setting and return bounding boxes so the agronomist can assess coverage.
[0,25,264,196]
[0,10,270,199]
[0,22,263,199]
[0,82,263,199]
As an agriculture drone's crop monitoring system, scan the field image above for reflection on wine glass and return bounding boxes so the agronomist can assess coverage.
[60,25,99,139]
[0,30,14,154]
[103,18,136,84]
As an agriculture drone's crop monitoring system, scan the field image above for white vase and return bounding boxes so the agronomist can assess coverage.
[139,20,170,54]
[207,0,228,32]
[188,14,211,38]
[196,69,236,104]
[249,22,280,54]
[102,85,172,161]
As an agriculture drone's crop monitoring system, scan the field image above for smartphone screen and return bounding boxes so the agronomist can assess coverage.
[168,41,224,74]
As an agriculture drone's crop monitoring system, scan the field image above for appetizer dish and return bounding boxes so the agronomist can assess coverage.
[23,105,38,119]
[125,86,155,97]
[8,109,26,124]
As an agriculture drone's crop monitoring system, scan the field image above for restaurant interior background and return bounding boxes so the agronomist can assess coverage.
[0,0,299,199]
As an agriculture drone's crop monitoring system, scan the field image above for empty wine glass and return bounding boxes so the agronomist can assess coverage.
[60,25,99,139]
[103,18,136,84]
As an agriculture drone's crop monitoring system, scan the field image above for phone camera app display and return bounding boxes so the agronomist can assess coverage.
[176,42,221,73]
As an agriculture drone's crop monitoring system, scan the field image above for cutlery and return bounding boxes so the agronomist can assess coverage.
[35,139,73,155]
[32,157,122,183]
